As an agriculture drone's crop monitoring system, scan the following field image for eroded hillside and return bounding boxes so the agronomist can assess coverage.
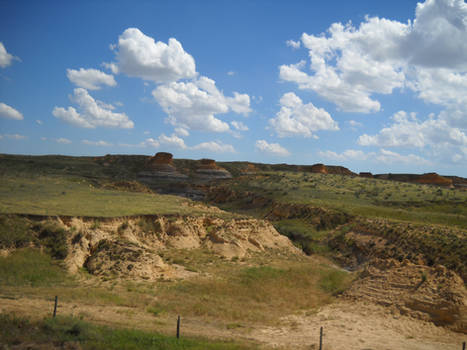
[0,153,466,349]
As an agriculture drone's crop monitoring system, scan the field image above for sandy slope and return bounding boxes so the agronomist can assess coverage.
[250,301,464,349]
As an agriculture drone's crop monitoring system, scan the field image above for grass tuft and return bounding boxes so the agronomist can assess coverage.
[0,248,70,287]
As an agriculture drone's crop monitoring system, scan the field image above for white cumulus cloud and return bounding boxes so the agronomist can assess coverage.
[318,148,430,166]
[56,138,72,144]
[255,140,290,156]
[269,92,338,137]
[286,39,301,49]
[376,149,431,165]
[280,0,467,114]
[112,28,197,83]
[158,133,187,149]
[348,120,363,128]
[358,110,467,148]
[1,134,26,140]
[143,138,160,148]
[141,133,187,149]
[174,127,190,137]
[231,121,249,131]
[0,42,19,68]
[318,149,368,161]
[82,139,113,147]
[52,88,134,129]
[0,102,23,120]
[153,76,251,133]
[192,140,235,153]
[67,68,116,90]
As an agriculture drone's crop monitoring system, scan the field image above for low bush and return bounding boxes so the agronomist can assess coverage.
[0,215,34,249]
[34,221,68,259]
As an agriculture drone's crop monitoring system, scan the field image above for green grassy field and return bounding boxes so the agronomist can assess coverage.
[219,172,467,229]
[0,175,226,217]
[0,313,256,350]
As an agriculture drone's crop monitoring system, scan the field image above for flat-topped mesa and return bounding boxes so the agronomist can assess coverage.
[359,172,373,178]
[415,172,453,187]
[196,158,232,179]
[310,163,328,174]
[326,165,357,176]
[138,152,187,180]
[198,158,218,169]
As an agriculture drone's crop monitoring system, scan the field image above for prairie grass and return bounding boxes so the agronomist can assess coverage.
[0,175,227,217]
[0,313,256,349]
[153,258,353,324]
[274,219,331,255]
[0,248,70,287]
[222,172,467,229]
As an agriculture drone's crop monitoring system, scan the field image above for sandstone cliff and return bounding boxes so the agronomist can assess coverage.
[47,215,301,280]
[345,258,467,333]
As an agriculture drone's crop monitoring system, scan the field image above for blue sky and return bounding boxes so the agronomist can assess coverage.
[1,0,467,176]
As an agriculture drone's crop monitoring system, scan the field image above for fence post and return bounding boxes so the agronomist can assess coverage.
[53,296,58,318]
[319,326,323,350]
[176,315,180,339]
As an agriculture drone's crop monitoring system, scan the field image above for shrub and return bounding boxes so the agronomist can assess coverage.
[0,215,34,249]
[34,222,68,259]
[117,221,129,234]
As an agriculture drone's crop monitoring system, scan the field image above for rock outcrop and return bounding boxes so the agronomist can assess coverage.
[241,163,258,174]
[374,173,455,187]
[148,152,174,170]
[326,165,356,176]
[196,159,232,179]
[345,258,467,333]
[138,152,188,181]
[414,173,453,187]
[359,172,373,178]
[54,215,300,280]
[310,163,328,174]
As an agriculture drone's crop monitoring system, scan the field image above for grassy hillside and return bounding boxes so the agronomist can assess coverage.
[0,175,223,217]
[212,171,467,229]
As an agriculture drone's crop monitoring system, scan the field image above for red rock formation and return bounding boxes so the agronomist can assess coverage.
[414,173,453,187]
[139,152,187,180]
[198,158,218,169]
[310,163,328,174]
[147,152,175,171]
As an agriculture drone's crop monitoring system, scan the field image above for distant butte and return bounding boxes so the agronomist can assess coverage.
[196,158,232,179]
[138,152,188,181]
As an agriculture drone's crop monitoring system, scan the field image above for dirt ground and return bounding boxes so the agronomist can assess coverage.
[0,296,464,349]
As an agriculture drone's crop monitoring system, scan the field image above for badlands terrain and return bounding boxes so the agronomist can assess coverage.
[0,152,466,349]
